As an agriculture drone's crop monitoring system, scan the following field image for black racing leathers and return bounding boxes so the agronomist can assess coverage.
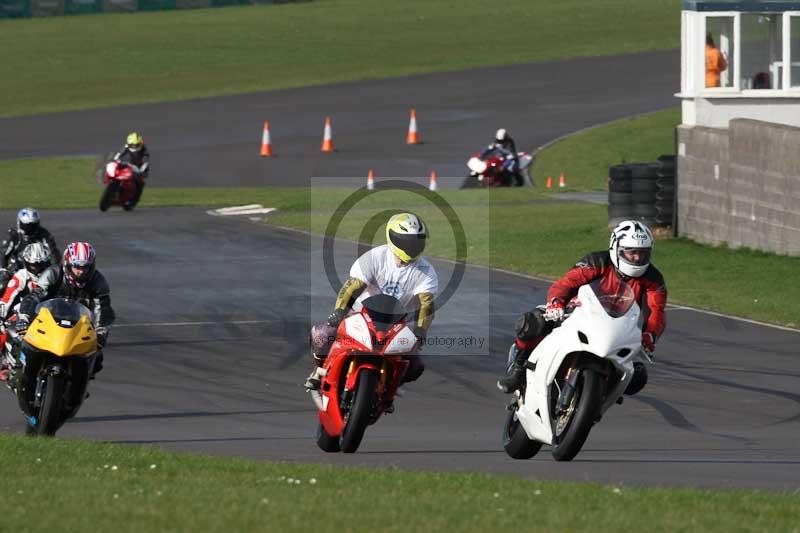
[114,145,150,177]
[23,270,115,331]
[0,226,60,270]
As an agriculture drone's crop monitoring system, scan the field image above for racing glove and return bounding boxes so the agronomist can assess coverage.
[96,327,109,348]
[544,299,565,322]
[641,332,656,360]
[326,308,347,328]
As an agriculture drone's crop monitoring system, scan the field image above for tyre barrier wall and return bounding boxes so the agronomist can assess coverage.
[608,155,675,229]
[0,0,310,18]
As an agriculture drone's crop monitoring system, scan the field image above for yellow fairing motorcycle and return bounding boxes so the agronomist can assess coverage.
[9,298,98,436]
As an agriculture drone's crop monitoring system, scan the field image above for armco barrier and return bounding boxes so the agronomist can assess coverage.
[0,0,309,18]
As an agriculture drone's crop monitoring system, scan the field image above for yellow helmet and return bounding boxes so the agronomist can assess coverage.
[386,213,427,262]
[126,132,144,152]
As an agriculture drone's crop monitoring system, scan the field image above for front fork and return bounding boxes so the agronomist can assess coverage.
[554,366,580,417]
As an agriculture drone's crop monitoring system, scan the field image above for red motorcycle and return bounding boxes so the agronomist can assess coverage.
[310,294,417,453]
[466,148,533,187]
[99,161,140,212]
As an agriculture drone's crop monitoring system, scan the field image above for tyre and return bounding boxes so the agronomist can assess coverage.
[608,192,632,206]
[631,192,657,204]
[609,164,632,181]
[633,204,658,218]
[340,369,377,453]
[655,200,674,212]
[99,182,119,212]
[629,163,659,180]
[36,373,65,437]
[608,178,632,193]
[656,177,675,188]
[502,405,542,459]
[632,177,659,193]
[316,422,341,453]
[551,368,604,462]
[657,184,675,197]
[608,204,634,218]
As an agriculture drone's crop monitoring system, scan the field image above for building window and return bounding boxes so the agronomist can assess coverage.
[791,16,800,88]
[706,16,734,88]
[740,14,782,89]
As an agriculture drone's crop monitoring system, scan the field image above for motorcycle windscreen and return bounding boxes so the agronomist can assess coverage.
[589,278,635,318]
[361,294,408,332]
[25,298,97,356]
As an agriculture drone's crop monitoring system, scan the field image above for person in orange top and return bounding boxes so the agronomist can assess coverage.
[706,33,727,88]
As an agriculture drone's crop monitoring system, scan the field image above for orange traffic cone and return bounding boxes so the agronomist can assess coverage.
[367,169,375,190]
[321,117,334,153]
[428,170,438,191]
[546,176,553,189]
[260,121,273,157]
[558,173,566,188]
[407,109,421,145]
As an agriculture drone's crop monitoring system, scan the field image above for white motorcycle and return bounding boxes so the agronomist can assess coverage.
[502,278,649,461]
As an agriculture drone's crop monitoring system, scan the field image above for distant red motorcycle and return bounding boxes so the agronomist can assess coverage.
[310,294,417,453]
[99,161,140,212]
[466,148,533,187]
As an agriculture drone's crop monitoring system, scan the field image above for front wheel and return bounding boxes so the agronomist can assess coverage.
[99,181,119,212]
[36,373,65,437]
[340,369,378,453]
[502,404,542,459]
[551,368,603,462]
[316,422,341,453]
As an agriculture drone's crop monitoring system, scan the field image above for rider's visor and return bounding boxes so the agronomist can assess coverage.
[389,230,426,261]
[70,264,91,279]
[19,222,38,234]
[26,261,47,275]
[620,247,651,266]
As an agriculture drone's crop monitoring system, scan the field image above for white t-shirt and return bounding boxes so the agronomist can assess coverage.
[349,245,438,311]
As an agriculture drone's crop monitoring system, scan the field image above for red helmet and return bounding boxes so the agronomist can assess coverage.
[63,242,96,288]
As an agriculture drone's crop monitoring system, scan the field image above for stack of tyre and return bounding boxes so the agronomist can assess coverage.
[608,155,675,228]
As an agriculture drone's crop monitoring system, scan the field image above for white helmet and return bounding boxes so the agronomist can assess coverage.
[609,220,654,278]
[495,128,508,142]
[17,207,40,235]
[21,242,51,275]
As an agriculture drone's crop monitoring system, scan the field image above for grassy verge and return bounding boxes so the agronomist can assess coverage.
[2,435,798,533]
[532,107,682,191]
[2,156,799,327]
[0,0,681,116]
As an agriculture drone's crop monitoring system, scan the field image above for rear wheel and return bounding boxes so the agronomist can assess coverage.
[316,422,341,453]
[36,373,65,437]
[340,370,377,453]
[502,404,542,459]
[99,182,119,212]
[551,368,603,462]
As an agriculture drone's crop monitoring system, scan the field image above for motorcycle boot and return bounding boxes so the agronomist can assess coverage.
[497,342,531,393]
[304,366,325,391]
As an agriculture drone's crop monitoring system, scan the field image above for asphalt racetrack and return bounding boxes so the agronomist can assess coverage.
[2,50,799,489]
[2,51,680,189]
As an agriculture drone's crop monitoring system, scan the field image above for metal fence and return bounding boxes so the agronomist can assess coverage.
[0,0,309,18]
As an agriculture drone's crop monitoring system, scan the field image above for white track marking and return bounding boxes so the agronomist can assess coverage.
[207,205,276,216]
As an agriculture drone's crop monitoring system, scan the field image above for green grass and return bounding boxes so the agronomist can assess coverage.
[0,0,681,116]
[2,435,798,533]
[2,155,799,328]
[532,107,682,191]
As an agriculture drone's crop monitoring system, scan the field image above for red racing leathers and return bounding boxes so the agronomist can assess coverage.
[547,251,667,343]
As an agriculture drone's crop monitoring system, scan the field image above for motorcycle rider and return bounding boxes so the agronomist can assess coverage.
[497,220,667,395]
[0,208,59,290]
[0,242,60,382]
[113,131,150,208]
[481,128,522,186]
[305,212,438,391]
[18,242,115,377]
